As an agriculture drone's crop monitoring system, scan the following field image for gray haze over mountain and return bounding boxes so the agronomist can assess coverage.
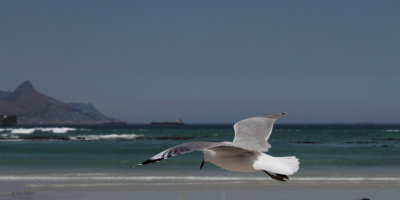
[0,91,11,99]
[1,1,399,124]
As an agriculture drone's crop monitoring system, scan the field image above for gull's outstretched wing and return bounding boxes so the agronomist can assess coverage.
[233,112,286,152]
[133,141,227,167]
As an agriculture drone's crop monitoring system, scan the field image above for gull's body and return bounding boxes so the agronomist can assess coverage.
[134,113,299,181]
[203,147,259,172]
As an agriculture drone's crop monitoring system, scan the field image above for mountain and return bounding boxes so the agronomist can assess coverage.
[68,102,102,115]
[0,81,114,124]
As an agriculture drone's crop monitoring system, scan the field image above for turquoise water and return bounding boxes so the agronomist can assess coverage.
[0,125,399,180]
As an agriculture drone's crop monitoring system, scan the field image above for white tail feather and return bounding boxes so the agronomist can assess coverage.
[253,154,299,175]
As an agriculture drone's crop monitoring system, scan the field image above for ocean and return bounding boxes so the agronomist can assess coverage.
[1,124,399,181]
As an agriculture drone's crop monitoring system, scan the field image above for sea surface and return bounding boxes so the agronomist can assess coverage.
[1,124,400,181]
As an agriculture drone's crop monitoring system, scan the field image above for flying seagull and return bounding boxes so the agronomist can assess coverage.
[133,113,299,181]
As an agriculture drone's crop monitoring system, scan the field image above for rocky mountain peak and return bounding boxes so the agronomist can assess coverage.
[14,80,35,93]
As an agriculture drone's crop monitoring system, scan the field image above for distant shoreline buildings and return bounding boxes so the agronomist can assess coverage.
[0,115,17,126]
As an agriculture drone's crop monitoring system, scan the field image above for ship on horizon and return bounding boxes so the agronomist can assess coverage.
[151,118,184,126]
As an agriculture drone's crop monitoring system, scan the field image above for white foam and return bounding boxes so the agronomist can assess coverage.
[0,133,20,139]
[5,127,77,134]
[9,128,36,134]
[70,134,143,141]
[385,129,400,132]
[40,127,77,133]
[0,176,399,182]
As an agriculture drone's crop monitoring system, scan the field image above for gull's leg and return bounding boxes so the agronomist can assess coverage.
[263,170,289,182]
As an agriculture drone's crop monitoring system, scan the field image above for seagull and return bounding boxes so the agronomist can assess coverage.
[133,113,299,181]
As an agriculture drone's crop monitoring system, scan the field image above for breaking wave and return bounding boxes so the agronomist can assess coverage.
[0,127,78,134]
[70,134,143,141]
[385,129,400,132]
[0,133,20,140]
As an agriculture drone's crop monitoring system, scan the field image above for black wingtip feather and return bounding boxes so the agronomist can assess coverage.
[137,155,173,167]
[142,158,165,165]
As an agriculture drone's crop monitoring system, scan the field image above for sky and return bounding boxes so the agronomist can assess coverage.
[0,0,399,124]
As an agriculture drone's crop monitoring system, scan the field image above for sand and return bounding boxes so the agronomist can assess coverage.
[1,178,399,200]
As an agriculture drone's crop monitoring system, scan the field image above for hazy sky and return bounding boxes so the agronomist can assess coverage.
[1,1,399,123]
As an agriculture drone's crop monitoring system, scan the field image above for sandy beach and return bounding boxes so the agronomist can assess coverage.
[1,178,399,200]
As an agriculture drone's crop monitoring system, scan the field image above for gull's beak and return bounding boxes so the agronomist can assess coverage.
[200,159,205,169]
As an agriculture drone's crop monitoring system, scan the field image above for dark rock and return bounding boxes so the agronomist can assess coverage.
[346,141,376,144]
